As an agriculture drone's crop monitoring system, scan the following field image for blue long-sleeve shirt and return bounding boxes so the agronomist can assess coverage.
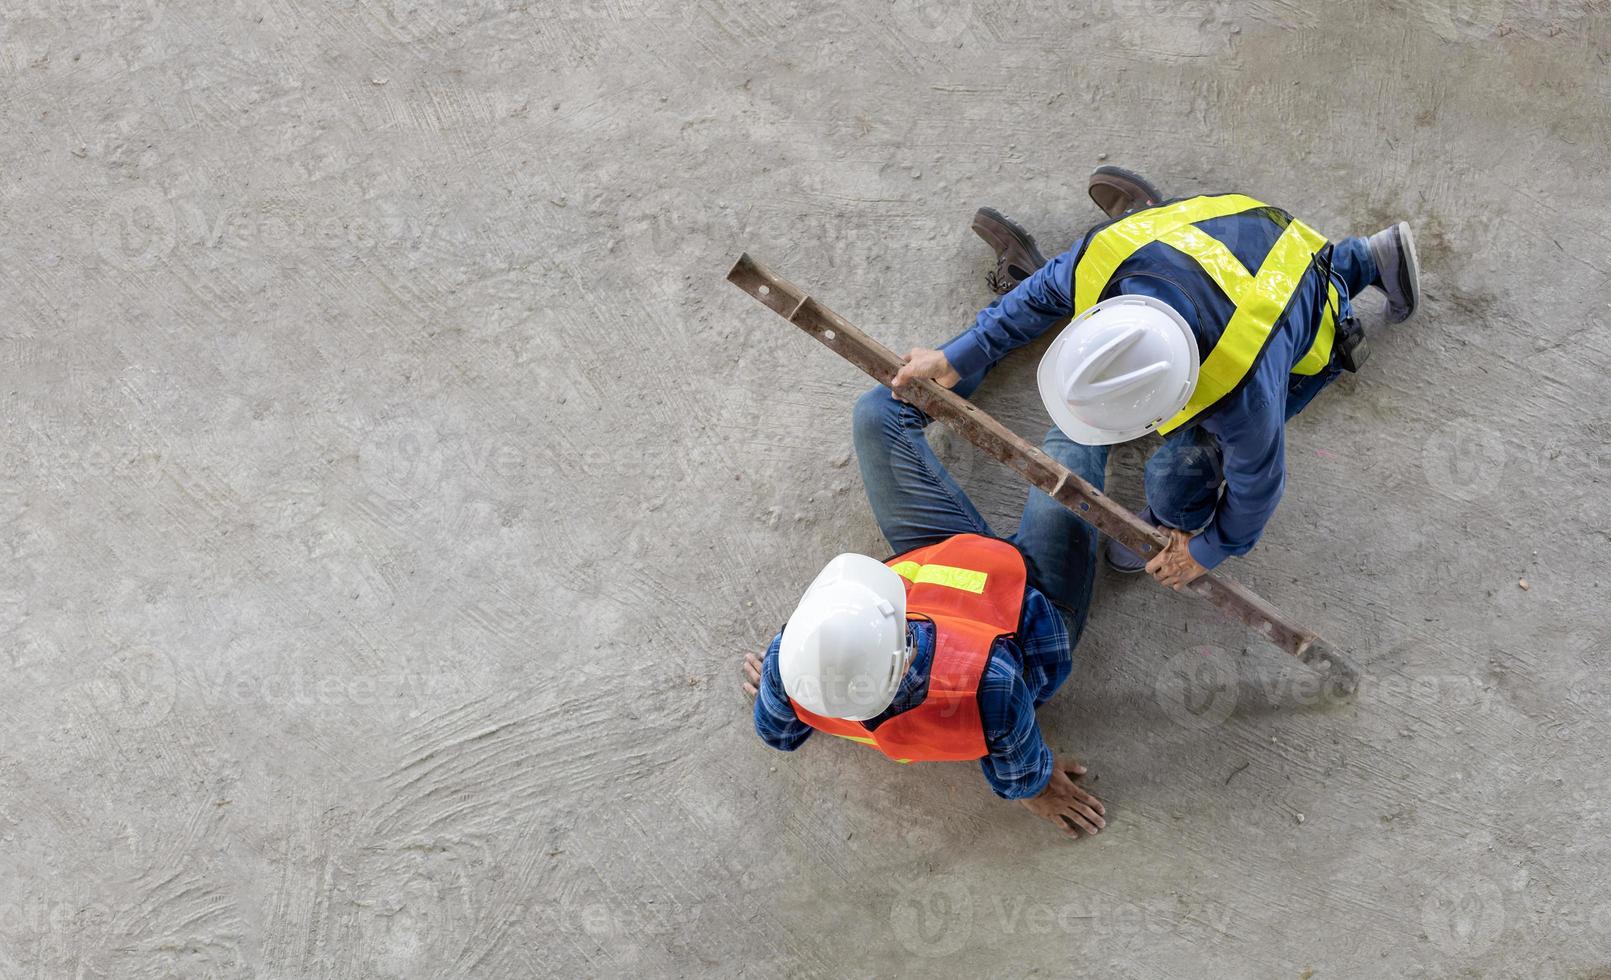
[753,584,1071,799]
[942,244,1312,570]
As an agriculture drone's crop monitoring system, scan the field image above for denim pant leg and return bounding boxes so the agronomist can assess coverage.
[1330,235,1379,298]
[1007,426,1109,644]
[852,354,995,556]
[1286,235,1378,418]
[1286,360,1344,419]
[1143,427,1224,532]
[1139,237,1378,517]
[1147,357,1345,515]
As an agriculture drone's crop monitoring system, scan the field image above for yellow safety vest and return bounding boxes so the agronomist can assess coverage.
[1072,194,1341,434]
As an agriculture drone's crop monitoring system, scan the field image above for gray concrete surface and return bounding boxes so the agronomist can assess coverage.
[2,0,1609,976]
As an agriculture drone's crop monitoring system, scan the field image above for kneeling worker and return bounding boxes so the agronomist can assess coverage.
[895,168,1421,589]
[742,294,1117,838]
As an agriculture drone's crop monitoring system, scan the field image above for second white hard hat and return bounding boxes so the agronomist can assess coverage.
[778,554,913,721]
[1037,294,1199,445]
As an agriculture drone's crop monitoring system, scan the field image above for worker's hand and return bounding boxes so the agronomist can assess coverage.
[741,651,765,698]
[1146,527,1207,591]
[890,347,960,400]
[1019,756,1106,839]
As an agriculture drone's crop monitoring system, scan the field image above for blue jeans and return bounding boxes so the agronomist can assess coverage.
[1144,235,1378,531]
[852,355,1108,646]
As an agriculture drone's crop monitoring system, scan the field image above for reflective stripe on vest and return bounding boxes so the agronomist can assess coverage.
[889,560,988,594]
[832,731,911,764]
[786,534,1028,763]
[1073,194,1339,434]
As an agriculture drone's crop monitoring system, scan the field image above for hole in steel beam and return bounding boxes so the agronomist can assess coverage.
[823,329,836,340]
[758,285,769,295]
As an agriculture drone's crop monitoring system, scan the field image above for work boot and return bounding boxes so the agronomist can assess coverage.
[971,207,1047,295]
[1104,506,1161,574]
[1088,165,1164,219]
[1367,221,1421,323]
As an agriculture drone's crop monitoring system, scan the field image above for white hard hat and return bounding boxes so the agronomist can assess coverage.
[1037,294,1200,445]
[779,554,914,721]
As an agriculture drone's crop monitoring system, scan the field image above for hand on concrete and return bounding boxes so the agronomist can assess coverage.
[890,347,960,400]
[1019,756,1106,839]
[1146,527,1207,591]
[742,651,765,698]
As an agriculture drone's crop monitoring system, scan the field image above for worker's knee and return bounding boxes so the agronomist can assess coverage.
[1038,425,1110,489]
[1144,440,1222,530]
[1145,433,1223,490]
[1148,445,1222,490]
[852,386,909,449]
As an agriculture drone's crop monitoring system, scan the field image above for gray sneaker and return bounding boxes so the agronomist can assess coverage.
[1103,506,1159,574]
[1367,221,1421,323]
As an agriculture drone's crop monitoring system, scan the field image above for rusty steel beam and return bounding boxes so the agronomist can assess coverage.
[727,252,1360,691]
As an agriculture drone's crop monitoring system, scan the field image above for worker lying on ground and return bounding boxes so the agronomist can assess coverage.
[741,262,1119,840]
[893,167,1422,590]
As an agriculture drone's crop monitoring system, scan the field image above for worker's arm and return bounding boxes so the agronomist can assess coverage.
[978,655,1105,837]
[1187,381,1288,571]
[891,248,1078,387]
[746,633,813,750]
[977,658,1055,798]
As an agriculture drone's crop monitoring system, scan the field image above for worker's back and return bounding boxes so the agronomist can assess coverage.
[1089,199,1336,382]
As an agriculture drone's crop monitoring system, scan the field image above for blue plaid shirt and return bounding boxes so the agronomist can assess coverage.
[752,584,1071,799]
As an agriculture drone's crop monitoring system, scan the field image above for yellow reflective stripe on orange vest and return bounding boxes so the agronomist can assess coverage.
[828,732,911,763]
[888,561,988,594]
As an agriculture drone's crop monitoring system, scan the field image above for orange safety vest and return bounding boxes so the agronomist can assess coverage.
[789,534,1027,763]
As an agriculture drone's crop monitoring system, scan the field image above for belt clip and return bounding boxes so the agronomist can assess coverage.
[1335,314,1369,373]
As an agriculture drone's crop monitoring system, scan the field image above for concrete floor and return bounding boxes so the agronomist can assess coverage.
[2,0,1609,976]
